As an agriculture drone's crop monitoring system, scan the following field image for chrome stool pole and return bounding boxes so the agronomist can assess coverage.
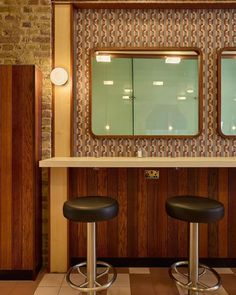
[189,223,198,295]
[87,222,96,295]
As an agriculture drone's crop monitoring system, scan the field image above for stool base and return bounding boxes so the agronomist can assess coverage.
[169,260,221,293]
[66,260,117,293]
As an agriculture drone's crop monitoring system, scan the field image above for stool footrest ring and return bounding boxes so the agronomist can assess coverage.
[169,261,221,293]
[66,260,117,292]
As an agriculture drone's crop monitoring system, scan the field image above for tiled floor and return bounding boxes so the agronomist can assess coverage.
[1,267,236,295]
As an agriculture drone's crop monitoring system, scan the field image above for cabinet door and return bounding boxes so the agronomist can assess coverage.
[0,65,42,279]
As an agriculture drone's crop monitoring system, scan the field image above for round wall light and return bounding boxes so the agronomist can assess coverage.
[50,67,68,86]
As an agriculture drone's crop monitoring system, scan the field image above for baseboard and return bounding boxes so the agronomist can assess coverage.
[0,270,35,280]
[70,257,236,268]
[0,262,42,280]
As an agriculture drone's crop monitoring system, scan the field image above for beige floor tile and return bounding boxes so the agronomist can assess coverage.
[61,274,86,287]
[107,286,131,295]
[38,273,65,287]
[177,284,228,295]
[58,286,80,295]
[213,268,234,274]
[33,286,60,295]
[108,274,130,287]
[129,267,150,274]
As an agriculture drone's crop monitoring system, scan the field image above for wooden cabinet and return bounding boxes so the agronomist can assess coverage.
[0,65,42,279]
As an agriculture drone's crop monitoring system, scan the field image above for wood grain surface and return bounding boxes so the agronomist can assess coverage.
[69,167,235,260]
[0,65,42,278]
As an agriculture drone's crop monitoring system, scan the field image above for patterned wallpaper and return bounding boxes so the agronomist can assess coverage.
[74,9,236,157]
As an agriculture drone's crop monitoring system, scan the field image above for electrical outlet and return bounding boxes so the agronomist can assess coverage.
[145,169,159,179]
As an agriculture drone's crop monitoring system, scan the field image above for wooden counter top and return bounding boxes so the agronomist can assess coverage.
[39,156,236,168]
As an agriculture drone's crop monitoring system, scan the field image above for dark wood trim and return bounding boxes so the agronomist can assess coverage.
[217,47,236,139]
[47,168,51,272]
[0,270,38,281]
[70,257,236,268]
[51,1,236,10]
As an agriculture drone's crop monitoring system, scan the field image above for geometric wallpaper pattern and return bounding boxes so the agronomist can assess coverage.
[74,9,236,156]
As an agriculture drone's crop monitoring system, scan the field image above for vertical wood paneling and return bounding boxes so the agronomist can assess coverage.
[12,66,23,268]
[218,168,228,258]
[177,169,188,258]
[208,168,219,257]
[155,168,168,257]
[167,169,179,257]
[107,169,118,257]
[0,66,12,269]
[147,173,159,257]
[117,168,128,257]
[228,169,236,257]
[97,169,108,257]
[69,167,236,260]
[0,65,41,276]
[21,66,34,268]
[127,169,138,257]
[137,169,148,256]
[197,168,208,257]
[70,168,87,257]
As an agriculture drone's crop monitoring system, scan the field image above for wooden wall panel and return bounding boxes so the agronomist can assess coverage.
[0,66,12,269]
[117,168,127,257]
[218,168,228,258]
[0,65,42,278]
[69,167,236,260]
[197,168,208,257]
[97,169,108,257]
[228,169,236,257]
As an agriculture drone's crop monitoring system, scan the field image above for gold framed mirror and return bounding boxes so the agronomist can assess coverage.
[218,47,236,137]
[90,48,202,138]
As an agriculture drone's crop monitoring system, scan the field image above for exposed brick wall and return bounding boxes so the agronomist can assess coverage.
[0,0,51,266]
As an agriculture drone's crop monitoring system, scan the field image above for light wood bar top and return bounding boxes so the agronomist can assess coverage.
[39,156,236,168]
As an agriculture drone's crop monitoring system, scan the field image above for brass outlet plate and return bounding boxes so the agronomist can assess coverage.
[145,169,159,179]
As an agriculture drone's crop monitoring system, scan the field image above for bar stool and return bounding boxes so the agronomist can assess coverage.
[166,196,224,295]
[63,196,119,294]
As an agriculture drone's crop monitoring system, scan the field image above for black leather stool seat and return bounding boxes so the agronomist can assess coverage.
[166,196,224,223]
[63,196,119,222]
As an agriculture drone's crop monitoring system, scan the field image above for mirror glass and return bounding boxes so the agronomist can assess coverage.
[91,49,201,137]
[219,49,236,136]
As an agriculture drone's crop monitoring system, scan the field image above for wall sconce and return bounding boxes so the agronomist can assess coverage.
[50,67,68,86]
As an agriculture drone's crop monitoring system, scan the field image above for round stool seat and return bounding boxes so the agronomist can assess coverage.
[63,196,119,222]
[166,196,224,223]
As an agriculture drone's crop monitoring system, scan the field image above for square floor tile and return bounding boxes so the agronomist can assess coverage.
[58,286,80,295]
[33,286,60,295]
[108,274,130,287]
[38,273,65,287]
[107,286,131,295]
[61,274,86,287]
[129,268,150,274]
[214,268,234,274]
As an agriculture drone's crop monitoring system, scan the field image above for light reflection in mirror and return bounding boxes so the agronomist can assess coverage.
[91,48,202,137]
